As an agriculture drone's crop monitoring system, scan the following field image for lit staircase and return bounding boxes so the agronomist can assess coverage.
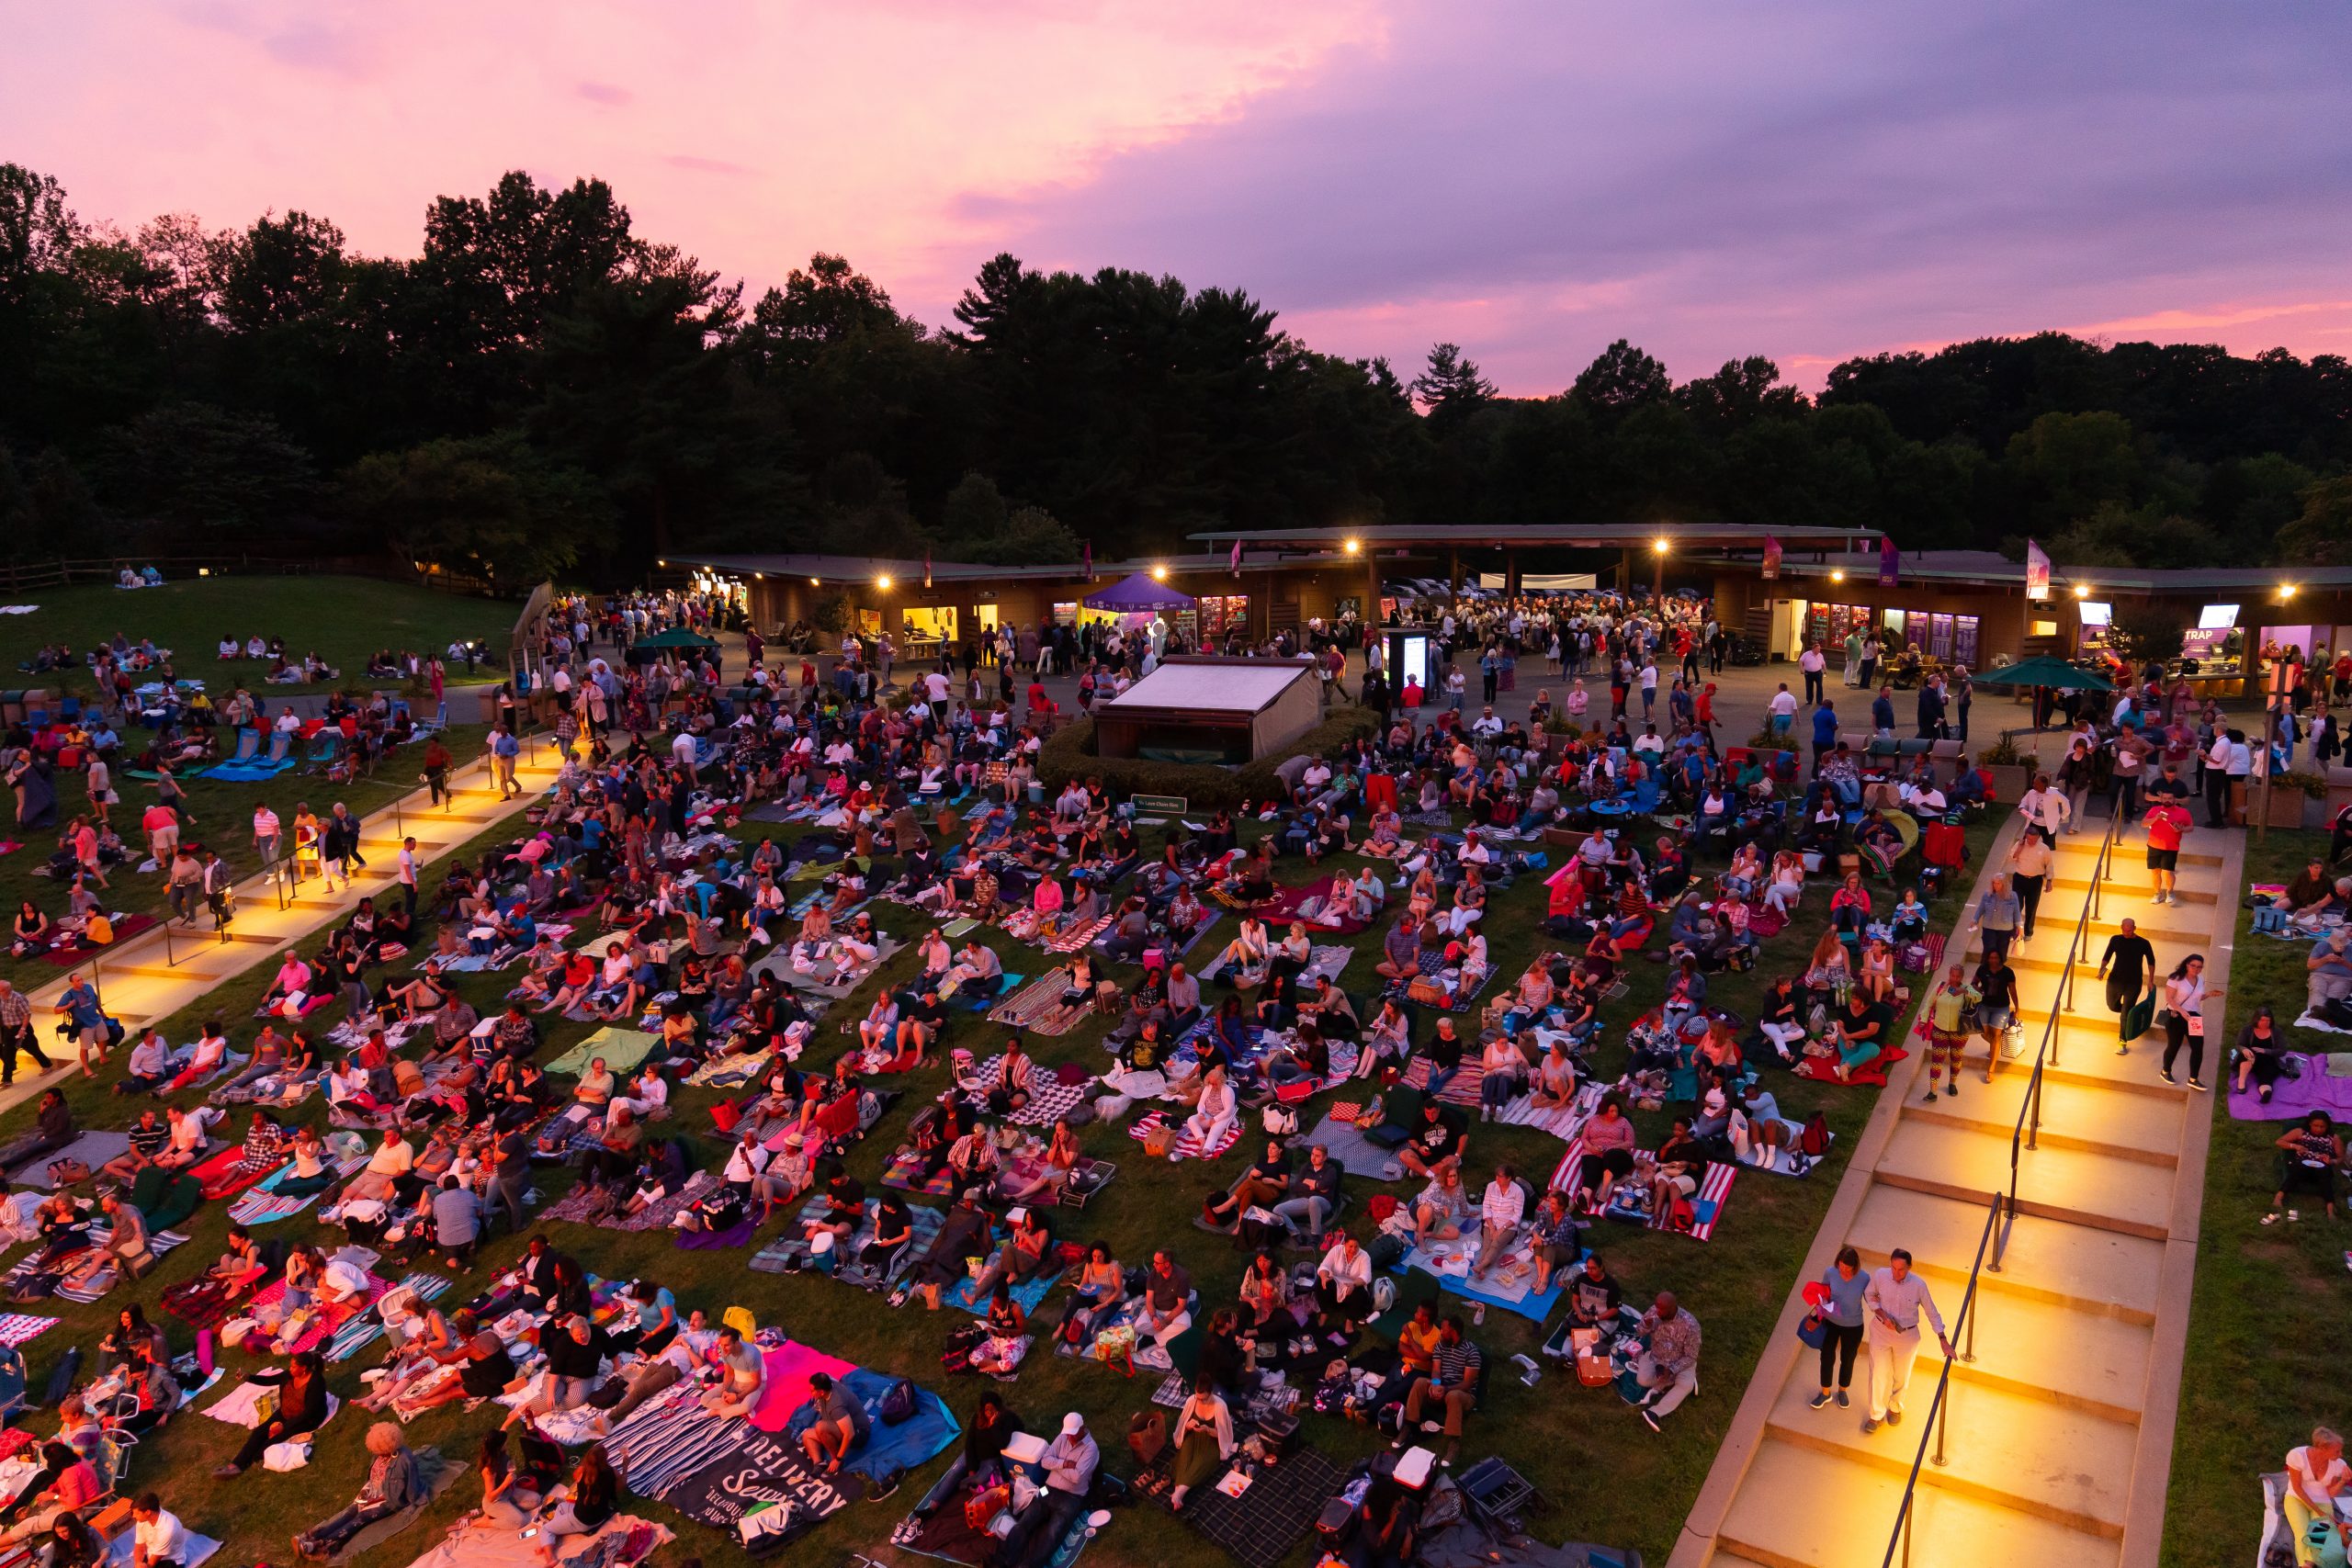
[1673,817,2233,1568]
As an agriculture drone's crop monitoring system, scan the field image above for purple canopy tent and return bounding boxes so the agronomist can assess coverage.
[1082,571,1197,615]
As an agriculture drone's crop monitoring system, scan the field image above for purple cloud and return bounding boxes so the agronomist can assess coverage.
[939,0,2352,389]
[577,81,632,106]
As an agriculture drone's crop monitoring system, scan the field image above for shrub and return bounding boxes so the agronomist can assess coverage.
[1036,705,1382,808]
[1980,733,2040,770]
[2276,769,2330,800]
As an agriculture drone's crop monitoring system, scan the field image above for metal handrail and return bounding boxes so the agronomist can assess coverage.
[1880,1191,2001,1568]
[1879,807,2122,1564]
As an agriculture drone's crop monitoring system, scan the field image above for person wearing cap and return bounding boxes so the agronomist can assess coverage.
[991,1414,1097,1568]
[798,1370,870,1476]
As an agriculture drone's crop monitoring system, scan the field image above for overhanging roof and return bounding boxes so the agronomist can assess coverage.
[1184,524,1870,549]
[1734,550,2351,596]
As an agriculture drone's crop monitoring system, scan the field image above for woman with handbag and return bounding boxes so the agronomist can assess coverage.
[1805,1247,1869,1410]
[2160,953,2220,1090]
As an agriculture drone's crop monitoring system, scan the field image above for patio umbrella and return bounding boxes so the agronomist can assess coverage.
[1966,655,2112,691]
[1969,654,2114,731]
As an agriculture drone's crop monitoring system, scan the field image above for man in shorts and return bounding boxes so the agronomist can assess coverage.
[2143,795,2191,905]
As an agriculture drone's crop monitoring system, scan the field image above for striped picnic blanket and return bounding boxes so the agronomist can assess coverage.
[227,1140,368,1225]
[0,1314,58,1348]
[327,1271,451,1360]
[986,971,1091,1036]
[1126,1110,1242,1163]
[1548,1145,1732,1242]
[52,1225,194,1303]
[1041,914,1114,954]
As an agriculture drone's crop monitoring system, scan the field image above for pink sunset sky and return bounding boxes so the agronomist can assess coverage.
[8,0,2349,392]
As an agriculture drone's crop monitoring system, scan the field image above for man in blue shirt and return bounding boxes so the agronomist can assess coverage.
[1811,700,1838,765]
[491,726,521,800]
[1871,684,1896,737]
[58,972,108,1075]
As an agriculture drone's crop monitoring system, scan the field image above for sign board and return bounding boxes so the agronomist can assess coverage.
[662,1431,857,1541]
[1132,794,1189,816]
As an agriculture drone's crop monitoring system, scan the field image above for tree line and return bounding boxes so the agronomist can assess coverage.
[3,161,2348,585]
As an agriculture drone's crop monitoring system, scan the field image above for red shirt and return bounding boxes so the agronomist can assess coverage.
[2144,803,2188,852]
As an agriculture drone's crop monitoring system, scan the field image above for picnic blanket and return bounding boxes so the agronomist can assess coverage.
[546,1170,718,1232]
[1393,1225,1563,1322]
[1792,1043,1911,1087]
[0,1314,58,1348]
[1147,1441,1350,1568]
[395,1513,671,1568]
[880,1149,958,1198]
[243,1272,393,1355]
[962,1054,1093,1129]
[544,1026,662,1077]
[1737,1121,1829,1178]
[746,1340,858,1433]
[13,1131,131,1189]
[1555,1151,1734,1241]
[51,1224,194,1303]
[1299,1110,1408,1179]
[985,971,1093,1036]
[1402,1056,1487,1111]
[191,1145,287,1202]
[328,1272,452,1361]
[1040,914,1114,954]
[751,1197,946,1286]
[762,935,906,1000]
[2229,1053,2352,1121]
[1126,1109,1242,1163]
[1259,877,1371,936]
[35,913,158,964]
[227,1134,369,1224]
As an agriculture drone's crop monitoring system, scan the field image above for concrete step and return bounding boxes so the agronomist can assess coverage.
[1904,1073,2185,1164]
[1914,1287,2153,1421]
[104,964,235,984]
[1763,1366,2136,1535]
[1846,1184,2165,1323]
[1873,1119,2177,1238]
[1717,1435,2123,1568]
[2046,872,2217,905]
[2050,832,2222,867]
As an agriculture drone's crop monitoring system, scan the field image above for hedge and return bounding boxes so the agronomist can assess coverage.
[1036,705,1382,808]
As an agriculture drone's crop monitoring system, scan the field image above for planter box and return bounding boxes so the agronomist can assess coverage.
[2267,787,2318,830]
[1984,763,2034,802]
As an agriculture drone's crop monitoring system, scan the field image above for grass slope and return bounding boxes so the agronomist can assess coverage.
[0,727,487,993]
[0,797,1996,1568]
[2164,827,2352,1568]
[0,576,515,698]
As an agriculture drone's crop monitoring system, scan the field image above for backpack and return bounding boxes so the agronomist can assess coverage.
[1800,1112,1830,1158]
[878,1376,919,1426]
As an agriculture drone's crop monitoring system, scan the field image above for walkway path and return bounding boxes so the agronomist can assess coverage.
[0,736,566,1120]
[1668,813,2235,1568]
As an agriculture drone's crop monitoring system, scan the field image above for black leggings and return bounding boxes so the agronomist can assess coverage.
[2163,1012,2204,1079]
[1818,1320,1863,1390]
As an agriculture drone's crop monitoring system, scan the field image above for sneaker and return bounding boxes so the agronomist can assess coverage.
[1809,1391,1833,1410]
[1921,1085,1939,1101]
[1836,1390,1850,1408]
[1861,1417,1880,1434]
[2188,1078,2207,1092]
[1640,1409,1661,1433]
[2159,1069,2177,1085]
[1887,1409,1904,1427]
[1420,1419,1443,1434]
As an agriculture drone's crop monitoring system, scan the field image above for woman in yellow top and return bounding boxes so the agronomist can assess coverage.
[1922,964,1980,1100]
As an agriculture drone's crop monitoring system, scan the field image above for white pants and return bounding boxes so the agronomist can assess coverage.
[1867,1327,1922,1421]
[1183,1107,1235,1150]
[1634,1354,1698,1416]
[1761,1021,1806,1056]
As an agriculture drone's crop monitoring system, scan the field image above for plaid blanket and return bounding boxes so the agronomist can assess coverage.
[962,1055,1092,1129]
[880,1149,958,1198]
[544,1169,719,1232]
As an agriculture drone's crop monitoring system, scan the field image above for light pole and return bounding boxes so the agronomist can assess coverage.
[1652,536,1669,604]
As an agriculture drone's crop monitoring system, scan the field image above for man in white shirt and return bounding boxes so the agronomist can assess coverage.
[397,835,419,919]
[670,727,699,782]
[1798,641,1826,705]
[1861,1248,1951,1433]
[1769,682,1799,736]
[131,1494,187,1568]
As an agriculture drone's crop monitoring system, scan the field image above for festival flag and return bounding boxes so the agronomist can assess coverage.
[1878,535,1899,587]
[1230,537,1243,578]
[1083,540,1092,580]
[922,547,933,590]
[2024,538,2051,602]
[1760,535,1782,581]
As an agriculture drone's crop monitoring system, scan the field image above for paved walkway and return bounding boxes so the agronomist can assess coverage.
[0,737,566,1121]
[1668,811,2234,1568]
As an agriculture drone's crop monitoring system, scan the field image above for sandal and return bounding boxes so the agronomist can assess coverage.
[2263,1212,2280,1225]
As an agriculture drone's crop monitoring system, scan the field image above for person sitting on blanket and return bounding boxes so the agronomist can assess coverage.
[1178,1066,1239,1157]
[1475,1032,1531,1122]
[1397,1095,1470,1184]
[697,1322,765,1418]
[1130,1249,1196,1360]
[972,1203,1057,1300]
[1420,1015,1469,1100]
[1468,1163,1532,1281]
[1570,1097,1639,1214]
[1525,1036,1579,1112]
[1204,1139,1293,1231]
[214,1348,331,1479]
[100,1107,171,1184]
[1396,1314,1483,1465]
[152,1102,212,1171]
[1647,1118,1707,1218]
[114,1027,175,1097]
[161,1020,230,1095]
[909,1189,995,1312]
[24,1192,88,1269]
[62,1190,149,1290]
[1412,1164,1473,1247]
[1375,915,1423,988]
[948,938,1005,998]
[1212,914,1273,985]
[0,1440,99,1543]
[1827,988,1891,1082]
[999,1118,1081,1205]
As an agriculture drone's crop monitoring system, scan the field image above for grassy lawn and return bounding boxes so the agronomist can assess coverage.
[0,576,517,699]
[0,726,489,994]
[2164,826,2352,1568]
[0,773,1999,1568]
